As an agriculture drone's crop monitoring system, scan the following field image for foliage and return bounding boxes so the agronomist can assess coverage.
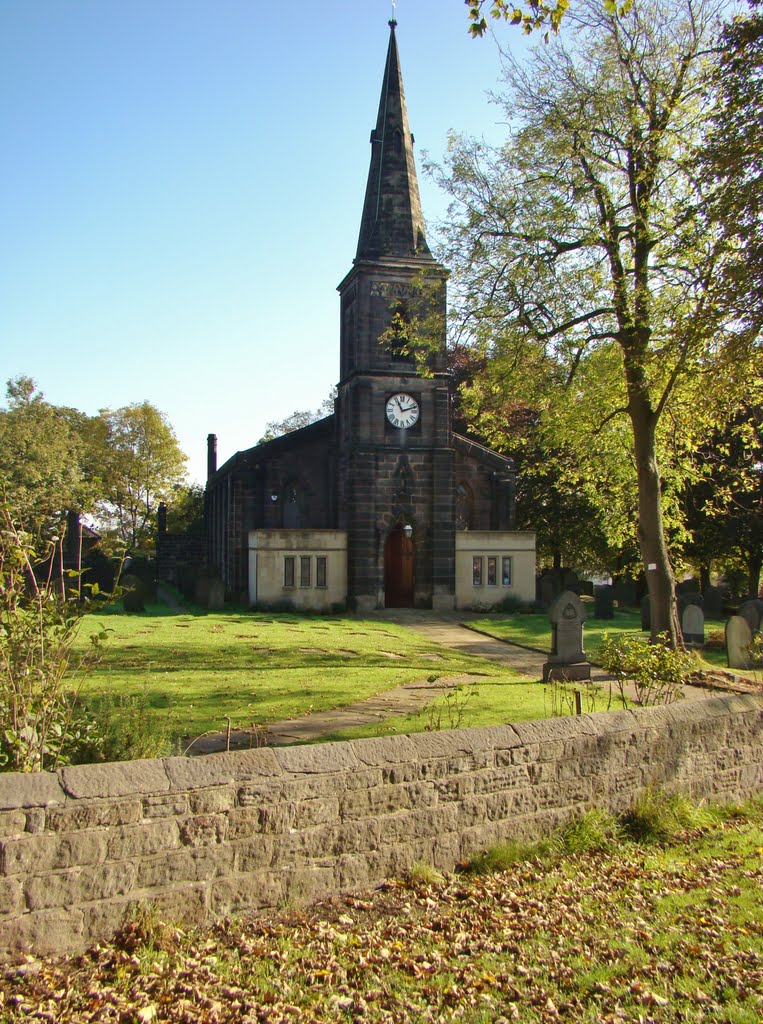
[0,503,109,772]
[683,405,763,597]
[258,390,336,444]
[94,402,188,551]
[546,676,599,716]
[87,688,175,762]
[0,377,85,542]
[623,786,716,842]
[164,483,205,534]
[437,0,756,644]
[700,0,763,334]
[423,682,478,731]
[599,630,695,706]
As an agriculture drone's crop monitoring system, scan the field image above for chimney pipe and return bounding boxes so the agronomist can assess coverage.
[207,433,217,479]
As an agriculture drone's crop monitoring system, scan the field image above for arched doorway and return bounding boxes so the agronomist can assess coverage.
[384,526,415,608]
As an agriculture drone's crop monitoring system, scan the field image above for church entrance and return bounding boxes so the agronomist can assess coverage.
[384,526,414,607]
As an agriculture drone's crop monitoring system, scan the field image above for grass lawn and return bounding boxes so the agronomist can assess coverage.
[74,604,540,747]
[5,795,762,1023]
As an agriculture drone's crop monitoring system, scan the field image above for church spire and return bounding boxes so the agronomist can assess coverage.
[355,21,433,262]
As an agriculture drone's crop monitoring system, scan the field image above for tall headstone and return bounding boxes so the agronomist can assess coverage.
[539,574,557,608]
[594,585,615,620]
[726,615,753,669]
[681,604,705,649]
[543,590,591,682]
[702,585,723,620]
[613,576,637,608]
[678,592,703,618]
[207,578,225,611]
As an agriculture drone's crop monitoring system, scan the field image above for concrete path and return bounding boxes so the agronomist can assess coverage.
[184,608,727,755]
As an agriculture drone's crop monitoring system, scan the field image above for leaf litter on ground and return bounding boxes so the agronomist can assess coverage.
[1,804,762,1023]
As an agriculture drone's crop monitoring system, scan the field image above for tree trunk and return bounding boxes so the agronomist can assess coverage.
[747,550,762,599]
[699,563,710,593]
[629,401,682,646]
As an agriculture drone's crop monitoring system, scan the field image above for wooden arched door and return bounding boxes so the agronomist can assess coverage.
[384,526,414,608]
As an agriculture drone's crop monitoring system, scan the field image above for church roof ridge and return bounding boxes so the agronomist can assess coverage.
[355,20,434,262]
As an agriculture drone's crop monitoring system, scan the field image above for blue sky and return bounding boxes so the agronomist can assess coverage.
[0,1,522,483]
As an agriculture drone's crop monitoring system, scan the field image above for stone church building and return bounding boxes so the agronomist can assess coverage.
[205,21,535,612]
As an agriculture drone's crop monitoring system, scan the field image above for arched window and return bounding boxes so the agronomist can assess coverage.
[283,480,304,528]
[456,481,474,531]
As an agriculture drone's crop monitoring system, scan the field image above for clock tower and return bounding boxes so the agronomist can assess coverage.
[336,20,455,611]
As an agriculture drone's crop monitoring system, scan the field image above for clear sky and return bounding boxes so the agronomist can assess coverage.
[0,1,523,483]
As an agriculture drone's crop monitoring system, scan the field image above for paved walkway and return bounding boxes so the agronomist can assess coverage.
[184,608,721,755]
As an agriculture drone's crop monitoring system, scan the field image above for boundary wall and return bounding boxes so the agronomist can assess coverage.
[1,694,762,959]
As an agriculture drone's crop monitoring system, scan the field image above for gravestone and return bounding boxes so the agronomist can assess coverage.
[681,604,705,649]
[194,575,211,607]
[703,585,723,620]
[539,575,557,608]
[207,578,225,611]
[677,592,703,617]
[726,615,753,669]
[640,594,651,632]
[613,576,638,608]
[543,590,591,682]
[563,570,581,594]
[677,578,700,595]
[737,600,761,636]
[594,585,615,620]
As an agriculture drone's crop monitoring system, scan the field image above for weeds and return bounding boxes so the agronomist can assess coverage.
[424,682,478,731]
[622,787,717,843]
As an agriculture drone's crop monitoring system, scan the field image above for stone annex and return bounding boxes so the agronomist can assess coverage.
[202,22,536,613]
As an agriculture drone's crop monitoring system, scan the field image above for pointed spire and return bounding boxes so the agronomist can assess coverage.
[355,21,433,262]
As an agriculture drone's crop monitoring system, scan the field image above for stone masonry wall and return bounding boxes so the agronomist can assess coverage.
[1,694,762,960]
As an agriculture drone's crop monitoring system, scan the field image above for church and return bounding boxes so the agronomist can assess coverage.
[204,21,535,612]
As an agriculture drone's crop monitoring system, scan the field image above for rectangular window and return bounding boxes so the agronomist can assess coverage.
[472,556,483,587]
[487,556,497,586]
[502,556,512,586]
[284,556,295,588]
[300,556,311,588]
[316,556,327,588]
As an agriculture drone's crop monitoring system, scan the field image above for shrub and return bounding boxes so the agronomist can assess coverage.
[623,787,715,843]
[599,631,695,706]
[87,688,174,762]
[0,503,111,771]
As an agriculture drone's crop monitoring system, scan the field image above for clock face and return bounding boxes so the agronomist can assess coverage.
[386,393,420,429]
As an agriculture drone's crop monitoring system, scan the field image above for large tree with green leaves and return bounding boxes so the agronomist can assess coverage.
[437,0,759,643]
[94,402,187,551]
[701,0,763,333]
[0,377,84,541]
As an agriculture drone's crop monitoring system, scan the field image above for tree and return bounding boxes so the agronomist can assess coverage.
[436,0,759,643]
[95,402,187,551]
[701,0,763,333]
[257,391,336,444]
[465,0,633,38]
[0,377,84,541]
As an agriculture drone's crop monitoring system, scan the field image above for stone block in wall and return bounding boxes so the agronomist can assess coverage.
[62,760,169,800]
[349,735,418,767]
[189,787,237,815]
[275,742,359,776]
[291,797,341,829]
[0,907,84,957]
[25,861,136,912]
[142,794,190,819]
[107,820,181,861]
[0,877,22,918]
[233,836,276,874]
[164,747,282,791]
[340,781,437,821]
[0,811,25,838]
[179,814,228,849]
[46,799,142,832]
[0,771,64,811]
[2,831,107,876]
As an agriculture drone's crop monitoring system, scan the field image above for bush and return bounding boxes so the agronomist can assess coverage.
[87,688,174,762]
[599,631,695,706]
[0,504,111,771]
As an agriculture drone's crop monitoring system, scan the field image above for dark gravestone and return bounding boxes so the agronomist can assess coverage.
[594,585,615,620]
[613,576,637,608]
[737,600,761,636]
[726,615,753,669]
[543,590,591,682]
[539,575,557,608]
[703,585,723,620]
[677,578,700,595]
[207,578,225,611]
[681,604,705,649]
[677,592,704,617]
[563,570,581,594]
[640,594,651,632]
